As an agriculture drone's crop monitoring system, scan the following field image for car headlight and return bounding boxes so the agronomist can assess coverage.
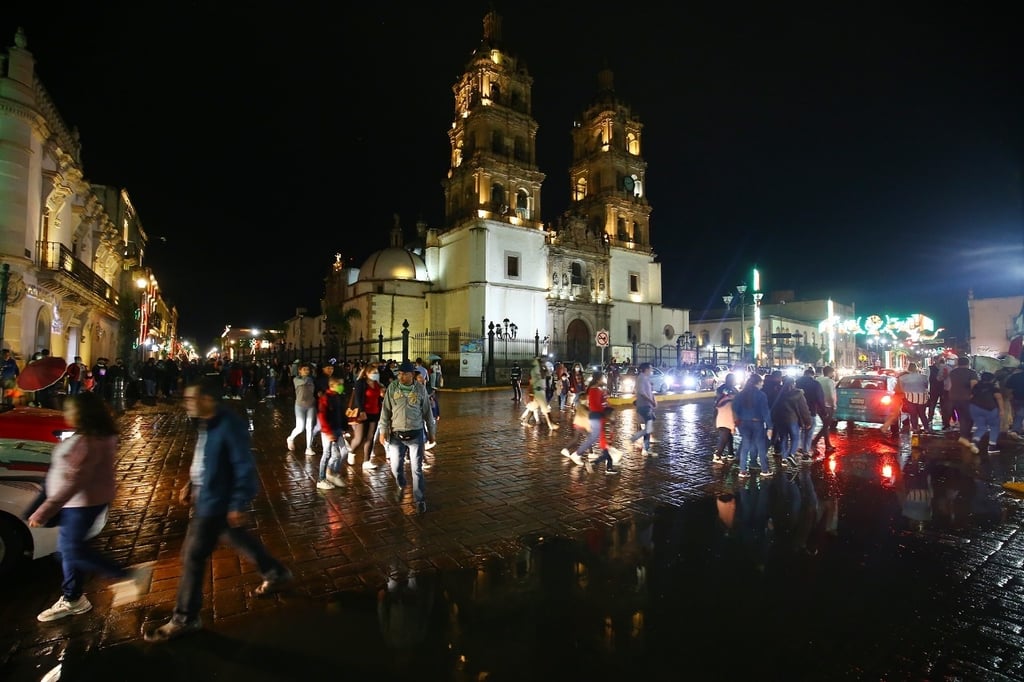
[682,376,696,389]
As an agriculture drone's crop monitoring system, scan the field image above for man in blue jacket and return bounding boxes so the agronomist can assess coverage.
[145,378,291,642]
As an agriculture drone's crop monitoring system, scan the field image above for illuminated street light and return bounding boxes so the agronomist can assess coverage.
[723,283,763,365]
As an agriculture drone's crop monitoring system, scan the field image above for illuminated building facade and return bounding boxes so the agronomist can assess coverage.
[325,10,687,366]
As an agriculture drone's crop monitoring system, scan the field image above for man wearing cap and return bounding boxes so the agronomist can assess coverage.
[379,360,436,513]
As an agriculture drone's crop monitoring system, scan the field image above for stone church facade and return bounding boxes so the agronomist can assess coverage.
[324,10,688,367]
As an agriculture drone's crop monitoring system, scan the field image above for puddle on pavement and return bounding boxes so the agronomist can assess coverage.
[41,445,1024,682]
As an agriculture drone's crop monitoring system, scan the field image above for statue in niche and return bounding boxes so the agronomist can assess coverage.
[562,274,568,287]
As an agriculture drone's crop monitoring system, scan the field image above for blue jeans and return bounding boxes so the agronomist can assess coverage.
[777,421,800,458]
[799,424,814,453]
[576,416,605,455]
[318,434,348,480]
[266,376,277,396]
[288,404,316,446]
[173,513,286,623]
[738,421,769,472]
[386,432,426,503]
[629,407,654,450]
[969,404,1000,447]
[57,504,125,599]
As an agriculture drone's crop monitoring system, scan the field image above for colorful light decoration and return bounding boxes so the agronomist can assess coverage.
[832,313,944,343]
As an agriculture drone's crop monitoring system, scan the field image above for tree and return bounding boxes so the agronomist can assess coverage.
[324,307,361,358]
[793,343,822,366]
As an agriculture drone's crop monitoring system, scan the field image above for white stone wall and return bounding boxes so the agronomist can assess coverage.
[969,295,1023,356]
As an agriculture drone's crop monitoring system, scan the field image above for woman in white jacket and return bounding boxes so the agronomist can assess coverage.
[712,373,739,464]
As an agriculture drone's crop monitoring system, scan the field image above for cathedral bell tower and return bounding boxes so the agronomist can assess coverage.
[443,9,545,229]
[567,66,652,250]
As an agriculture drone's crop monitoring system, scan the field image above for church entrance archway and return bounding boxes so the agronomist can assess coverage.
[565,319,591,366]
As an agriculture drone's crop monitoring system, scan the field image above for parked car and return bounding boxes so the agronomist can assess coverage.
[834,374,897,428]
[0,405,75,443]
[616,366,672,395]
[0,436,106,576]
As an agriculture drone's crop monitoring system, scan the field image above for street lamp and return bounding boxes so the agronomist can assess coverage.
[722,285,763,364]
[492,318,518,364]
[135,275,149,363]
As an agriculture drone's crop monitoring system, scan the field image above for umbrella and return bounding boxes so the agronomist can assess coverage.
[16,356,68,392]
[427,353,442,361]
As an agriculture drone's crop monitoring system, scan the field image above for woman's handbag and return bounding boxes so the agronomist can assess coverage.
[345,388,361,419]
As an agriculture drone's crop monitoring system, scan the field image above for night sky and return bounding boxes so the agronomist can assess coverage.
[3,3,1022,349]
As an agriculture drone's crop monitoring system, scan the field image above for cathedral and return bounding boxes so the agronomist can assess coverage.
[324,10,688,367]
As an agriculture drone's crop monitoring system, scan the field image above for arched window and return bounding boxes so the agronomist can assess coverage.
[574,177,587,201]
[626,132,640,155]
[490,183,505,212]
[515,190,530,220]
[570,262,583,285]
[721,329,733,347]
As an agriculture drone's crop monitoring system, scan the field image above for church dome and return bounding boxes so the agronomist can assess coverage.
[358,247,429,282]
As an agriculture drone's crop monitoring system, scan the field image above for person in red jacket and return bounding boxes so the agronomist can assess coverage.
[561,371,618,474]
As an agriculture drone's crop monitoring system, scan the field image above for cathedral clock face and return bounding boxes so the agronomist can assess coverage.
[623,177,635,193]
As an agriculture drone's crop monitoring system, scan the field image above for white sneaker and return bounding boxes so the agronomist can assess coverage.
[316,479,335,490]
[641,449,651,457]
[37,595,92,622]
[424,440,437,450]
[561,448,572,458]
[547,423,559,430]
[569,453,584,466]
[304,448,316,457]
[347,452,356,466]
[325,472,346,488]
[362,460,378,471]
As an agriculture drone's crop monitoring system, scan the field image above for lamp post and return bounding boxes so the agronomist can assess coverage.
[493,318,518,366]
[723,285,763,365]
[135,275,149,365]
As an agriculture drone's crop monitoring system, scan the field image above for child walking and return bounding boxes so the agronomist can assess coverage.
[561,370,618,474]
[316,374,350,490]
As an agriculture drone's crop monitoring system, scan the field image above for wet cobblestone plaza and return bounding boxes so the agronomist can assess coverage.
[3,388,1024,681]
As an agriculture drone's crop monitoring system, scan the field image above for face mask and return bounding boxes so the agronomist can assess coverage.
[368,373,380,382]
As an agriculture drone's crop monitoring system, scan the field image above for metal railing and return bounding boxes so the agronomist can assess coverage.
[35,241,118,304]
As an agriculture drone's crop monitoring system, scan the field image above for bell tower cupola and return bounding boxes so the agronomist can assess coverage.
[442,9,545,229]
[567,65,652,251]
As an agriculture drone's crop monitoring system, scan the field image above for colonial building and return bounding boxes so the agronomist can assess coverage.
[322,10,687,367]
[0,28,176,367]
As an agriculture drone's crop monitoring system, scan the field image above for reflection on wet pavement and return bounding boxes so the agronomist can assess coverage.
[41,467,1024,680]
[5,393,1024,681]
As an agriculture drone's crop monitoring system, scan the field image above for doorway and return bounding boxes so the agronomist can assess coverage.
[565,319,591,366]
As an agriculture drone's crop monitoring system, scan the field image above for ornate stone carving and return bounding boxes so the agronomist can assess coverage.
[4,271,27,305]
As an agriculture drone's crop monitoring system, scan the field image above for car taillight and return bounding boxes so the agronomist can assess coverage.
[880,395,892,405]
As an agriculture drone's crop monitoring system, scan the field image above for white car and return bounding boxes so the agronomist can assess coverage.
[0,437,107,576]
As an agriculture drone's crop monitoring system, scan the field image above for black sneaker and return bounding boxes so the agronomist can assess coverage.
[988,448,1001,454]
[605,466,619,475]
[144,616,203,642]
[782,456,798,468]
